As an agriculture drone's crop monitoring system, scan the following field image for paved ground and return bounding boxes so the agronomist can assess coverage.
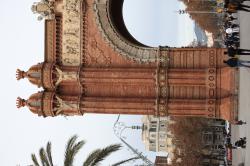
[231,4,250,166]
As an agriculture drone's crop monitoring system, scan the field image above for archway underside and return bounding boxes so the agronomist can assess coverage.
[94,0,159,63]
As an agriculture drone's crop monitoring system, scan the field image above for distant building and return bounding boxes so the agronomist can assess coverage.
[142,115,176,164]
[143,117,227,166]
[201,119,227,166]
[194,23,208,46]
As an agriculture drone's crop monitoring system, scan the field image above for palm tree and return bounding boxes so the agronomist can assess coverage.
[82,144,121,166]
[64,135,85,166]
[31,142,54,166]
[30,135,138,166]
[111,157,140,166]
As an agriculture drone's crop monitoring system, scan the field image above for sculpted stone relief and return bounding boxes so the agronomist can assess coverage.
[31,0,55,20]
[62,0,111,67]
[62,0,81,66]
[54,96,78,115]
[55,68,78,85]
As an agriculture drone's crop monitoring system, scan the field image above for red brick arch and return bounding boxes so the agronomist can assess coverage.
[17,0,238,122]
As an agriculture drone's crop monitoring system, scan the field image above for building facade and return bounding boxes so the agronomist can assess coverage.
[201,119,229,166]
[142,116,176,164]
[142,116,175,152]
[16,0,238,122]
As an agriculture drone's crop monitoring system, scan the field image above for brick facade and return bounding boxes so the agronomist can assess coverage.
[16,0,238,122]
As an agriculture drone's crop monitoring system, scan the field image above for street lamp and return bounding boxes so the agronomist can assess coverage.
[113,115,154,166]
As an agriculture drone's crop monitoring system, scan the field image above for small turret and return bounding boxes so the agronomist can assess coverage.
[16,63,43,87]
[16,63,56,89]
[16,92,43,114]
[16,91,55,117]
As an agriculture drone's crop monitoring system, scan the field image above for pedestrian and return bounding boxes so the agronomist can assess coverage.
[226,142,238,149]
[223,58,250,68]
[233,0,250,3]
[224,37,240,48]
[227,2,250,12]
[231,33,240,40]
[225,14,237,21]
[234,137,246,148]
[225,27,240,35]
[235,120,247,125]
[225,47,250,57]
[224,0,229,8]
[224,47,238,57]
[230,23,239,28]
[227,35,240,42]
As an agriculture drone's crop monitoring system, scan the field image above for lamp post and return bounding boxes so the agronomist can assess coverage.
[113,115,154,166]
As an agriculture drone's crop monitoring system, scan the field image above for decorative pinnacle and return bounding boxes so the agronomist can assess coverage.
[16,69,27,80]
[16,97,27,108]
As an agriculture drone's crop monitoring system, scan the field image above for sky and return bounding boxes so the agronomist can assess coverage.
[123,0,196,47]
[0,0,195,165]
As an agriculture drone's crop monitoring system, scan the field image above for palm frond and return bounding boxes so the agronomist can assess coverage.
[31,153,40,166]
[83,149,101,166]
[85,144,122,166]
[39,148,50,166]
[72,141,85,156]
[46,142,54,166]
[66,135,78,150]
[64,135,85,166]
[64,135,78,166]
[111,157,140,166]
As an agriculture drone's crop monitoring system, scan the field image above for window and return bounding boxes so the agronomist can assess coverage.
[150,133,156,138]
[160,134,166,139]
[149,127,157,132]
[160,144,165,148]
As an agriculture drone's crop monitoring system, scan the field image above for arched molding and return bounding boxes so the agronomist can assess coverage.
[93,0,159,63]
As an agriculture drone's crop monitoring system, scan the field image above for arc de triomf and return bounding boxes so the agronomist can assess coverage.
[16,0,238,122]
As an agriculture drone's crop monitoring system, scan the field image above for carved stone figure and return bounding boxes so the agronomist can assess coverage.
[55,68,78,85]
[54,96,78,115]
[31,0,55,20]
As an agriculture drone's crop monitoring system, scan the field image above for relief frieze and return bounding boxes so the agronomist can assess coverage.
[62,0,81,66]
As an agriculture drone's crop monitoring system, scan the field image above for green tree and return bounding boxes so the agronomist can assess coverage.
[30,135,138,166]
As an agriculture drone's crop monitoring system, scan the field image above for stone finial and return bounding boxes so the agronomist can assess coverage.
[16,97,27,108]
[16,69,27,80]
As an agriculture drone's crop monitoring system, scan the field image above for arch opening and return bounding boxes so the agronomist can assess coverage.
[122,0,199,47]
[109,0,148,47]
